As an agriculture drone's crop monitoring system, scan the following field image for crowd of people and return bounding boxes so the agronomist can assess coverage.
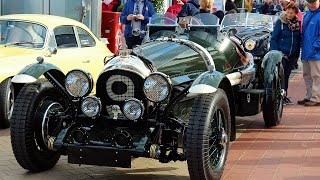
[117,0,320,106]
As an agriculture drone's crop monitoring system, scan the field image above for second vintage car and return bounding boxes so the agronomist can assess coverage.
[0,14,113,128]
[10,13,284,179]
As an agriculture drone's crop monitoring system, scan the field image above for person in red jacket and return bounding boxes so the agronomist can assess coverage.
[102,0,121,12]
[166,0,187,17]
[102,0,113,11]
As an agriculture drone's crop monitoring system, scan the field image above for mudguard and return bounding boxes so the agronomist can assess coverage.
[11,62,63,83]
[261,50,283,95]
[187,70,225,97]
[186,70,237,142]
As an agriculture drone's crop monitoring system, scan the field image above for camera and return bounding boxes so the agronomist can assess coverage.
[132,28,141,36]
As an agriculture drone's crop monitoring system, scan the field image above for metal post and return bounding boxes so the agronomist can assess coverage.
[242,0,245,12]
[0,0,2,15]
[91,0,102,37]
[44,0,50,14]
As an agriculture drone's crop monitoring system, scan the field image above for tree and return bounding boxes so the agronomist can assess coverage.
[151,0,164,13]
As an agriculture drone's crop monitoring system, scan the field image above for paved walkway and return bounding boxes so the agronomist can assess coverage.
[223,70,320,180]
[0,69,319,180]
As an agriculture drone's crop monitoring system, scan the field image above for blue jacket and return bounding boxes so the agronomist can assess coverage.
[271,13,301,58]
[177,0,200,18]
[120,0,155,38]
[301,7,320,61]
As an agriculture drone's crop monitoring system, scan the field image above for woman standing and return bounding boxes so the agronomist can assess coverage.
[271,2,301,104]
[200,0,214,13]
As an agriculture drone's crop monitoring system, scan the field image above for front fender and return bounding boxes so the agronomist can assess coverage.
[187,70,225,97]
[11,62,63,83]
[261,50,283,95]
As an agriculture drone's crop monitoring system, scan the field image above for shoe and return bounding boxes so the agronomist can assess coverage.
[305,101,320,107]
[297,99,310,105]
[283,97,293,105]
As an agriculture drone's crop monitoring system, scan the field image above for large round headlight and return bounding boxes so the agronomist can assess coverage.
[245,39,256,51]
[81,96,101,117]
[143,72,171,102]
[65,70,93,97]
[122,98,144,121]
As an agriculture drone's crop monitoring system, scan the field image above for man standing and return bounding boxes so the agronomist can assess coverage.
[177,0,200,18]
[261,0,272,14]
[298,0,320,106]
[120,0,155,49]
[270,0,283,15]
[225,0,239,12]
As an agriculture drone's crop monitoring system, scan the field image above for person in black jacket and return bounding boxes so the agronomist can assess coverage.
[261,0,272,14]
[225,0,239,12]
[177,0,200,17]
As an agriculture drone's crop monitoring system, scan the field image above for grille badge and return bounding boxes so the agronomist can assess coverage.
[111,105,121,120]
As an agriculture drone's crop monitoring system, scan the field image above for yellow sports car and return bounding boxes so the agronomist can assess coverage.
[0,14,113,128]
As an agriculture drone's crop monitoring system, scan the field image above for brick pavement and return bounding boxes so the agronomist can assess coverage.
[0,69,319,180]
[222,70,320,180]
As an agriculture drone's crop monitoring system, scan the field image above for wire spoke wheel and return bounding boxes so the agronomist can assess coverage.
[263,62,284,127]
[186,89,231,180]
[208,110,227,169]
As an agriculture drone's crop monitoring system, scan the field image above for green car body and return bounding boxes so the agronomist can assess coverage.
[10,13,284,180]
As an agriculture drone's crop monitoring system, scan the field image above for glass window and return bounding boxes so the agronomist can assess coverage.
[54,26,78,48]
[0,20,47,49]
[76,27,96,47]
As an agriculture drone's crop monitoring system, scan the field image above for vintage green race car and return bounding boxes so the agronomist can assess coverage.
[10,13,284,179]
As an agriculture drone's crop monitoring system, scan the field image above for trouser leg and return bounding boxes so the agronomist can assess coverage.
[282,57,293,96]
[125,36,142,49]
[309,60,320,103]
[302,60,312,100]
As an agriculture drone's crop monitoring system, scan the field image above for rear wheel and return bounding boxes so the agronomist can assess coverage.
[0,78,14,128]
[11,80,64,172]
[263,63,285,127]
[185,89,231,180]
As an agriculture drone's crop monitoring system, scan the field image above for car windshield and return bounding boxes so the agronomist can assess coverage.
[190,13,220,26]
[0,20,47,49]
[150,12,178,26]
[221,13,273,31]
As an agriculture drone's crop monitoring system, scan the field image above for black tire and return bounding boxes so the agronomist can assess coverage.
[263,63,285,127]
[185,89,231,180]
[0,78,14,129]
[10,80,63,172]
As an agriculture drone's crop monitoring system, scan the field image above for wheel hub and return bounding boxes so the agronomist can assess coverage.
[219,128,228,146]
[41,102,63,148]
[280,89,285,97]
[6,88,14,120]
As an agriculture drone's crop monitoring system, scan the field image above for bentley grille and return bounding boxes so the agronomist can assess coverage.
[96,69,145,116]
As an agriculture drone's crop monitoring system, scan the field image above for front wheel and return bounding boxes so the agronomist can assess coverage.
[11,80,63,172]
[263,63,285,127]
[185,89,231,180]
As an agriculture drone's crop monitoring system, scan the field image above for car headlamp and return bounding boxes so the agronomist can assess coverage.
[143,72,172,102]
[81,96,101,117]
[245,39,256,51]
[65,69,93,97]
[122,98,144,120]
